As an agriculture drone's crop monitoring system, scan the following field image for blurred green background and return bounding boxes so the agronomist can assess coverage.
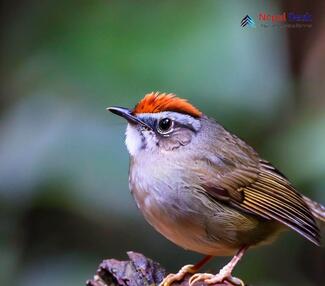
[1,1,325,285]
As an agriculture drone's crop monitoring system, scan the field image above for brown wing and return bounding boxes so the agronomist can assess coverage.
[202,159,320,246]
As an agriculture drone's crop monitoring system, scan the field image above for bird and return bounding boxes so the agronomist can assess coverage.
[107,92,325,286]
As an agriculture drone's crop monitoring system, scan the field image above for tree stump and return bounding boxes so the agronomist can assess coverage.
[86,252,245,286]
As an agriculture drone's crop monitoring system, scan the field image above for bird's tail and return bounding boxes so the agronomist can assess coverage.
[303,195,325,223]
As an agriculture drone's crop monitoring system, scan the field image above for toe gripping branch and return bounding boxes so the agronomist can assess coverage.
[86,252,246,286]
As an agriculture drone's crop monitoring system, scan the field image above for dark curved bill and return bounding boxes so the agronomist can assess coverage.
[106,106,152,130]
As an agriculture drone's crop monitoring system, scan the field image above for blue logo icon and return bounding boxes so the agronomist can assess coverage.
[241,15,256,28]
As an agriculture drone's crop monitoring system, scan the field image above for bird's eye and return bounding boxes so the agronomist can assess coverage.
[157,118,173,134]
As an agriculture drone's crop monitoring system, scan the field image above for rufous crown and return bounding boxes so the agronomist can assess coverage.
[132,92,202,118]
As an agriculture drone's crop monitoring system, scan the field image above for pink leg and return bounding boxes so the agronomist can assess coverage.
[221,246,247,277]
[190,246,248,286]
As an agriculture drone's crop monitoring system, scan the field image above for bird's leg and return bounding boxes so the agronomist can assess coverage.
[189,246,248,286]
[159,255,213,286]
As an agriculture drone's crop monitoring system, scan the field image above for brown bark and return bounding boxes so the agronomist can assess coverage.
[86,252,245,286]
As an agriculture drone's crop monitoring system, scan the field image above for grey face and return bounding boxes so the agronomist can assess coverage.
[124,111,202,156]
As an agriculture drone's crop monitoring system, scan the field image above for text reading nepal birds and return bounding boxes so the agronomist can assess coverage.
[107,92,325,286]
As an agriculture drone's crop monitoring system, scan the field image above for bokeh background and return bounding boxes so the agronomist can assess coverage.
[1,1,325,285]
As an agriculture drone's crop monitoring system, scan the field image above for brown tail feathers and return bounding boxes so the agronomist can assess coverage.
[303,195,325,223]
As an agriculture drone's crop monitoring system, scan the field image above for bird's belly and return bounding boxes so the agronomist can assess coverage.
[131,185,238,256]
[145,209,238,256]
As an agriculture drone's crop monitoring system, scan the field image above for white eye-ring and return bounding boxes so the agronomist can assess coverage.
[157,118,174,134]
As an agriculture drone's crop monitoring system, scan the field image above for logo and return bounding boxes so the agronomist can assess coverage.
[259,12,286,22]
[241,12,312,29]
[241,15,256,28]
[259,12,312,23]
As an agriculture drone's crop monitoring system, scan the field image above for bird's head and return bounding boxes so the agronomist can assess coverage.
[108,92,203,157]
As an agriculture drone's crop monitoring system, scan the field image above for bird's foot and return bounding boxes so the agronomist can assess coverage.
[159,264,196,286]
[189,264,244,286]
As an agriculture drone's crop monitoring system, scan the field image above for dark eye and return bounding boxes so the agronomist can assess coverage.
[157,118,173,134]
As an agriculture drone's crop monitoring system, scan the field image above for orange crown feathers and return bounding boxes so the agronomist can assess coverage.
[132,92,202,118]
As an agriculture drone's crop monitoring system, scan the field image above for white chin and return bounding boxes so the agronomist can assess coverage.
[125,124,143,157]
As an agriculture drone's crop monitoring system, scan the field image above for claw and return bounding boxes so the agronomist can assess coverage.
[189,273,214,285]
[189,269,244,286]
[189,246,248,286]
[205,271,244,286]
[189,272,244,286]
[225,276,245,286]
[159,264,195,286]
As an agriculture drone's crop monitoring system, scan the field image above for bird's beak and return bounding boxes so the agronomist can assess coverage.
[107,106,152,130]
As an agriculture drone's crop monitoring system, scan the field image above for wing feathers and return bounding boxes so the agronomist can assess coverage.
[201,158,320,245]
[244,163,320,245]
[252,182,313,222]
[243,191,320,245]
[244,189,316,230]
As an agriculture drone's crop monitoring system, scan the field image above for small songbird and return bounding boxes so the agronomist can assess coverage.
[108,92,325,286]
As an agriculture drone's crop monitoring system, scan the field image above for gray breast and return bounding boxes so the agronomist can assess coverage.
[128,158,245,256]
